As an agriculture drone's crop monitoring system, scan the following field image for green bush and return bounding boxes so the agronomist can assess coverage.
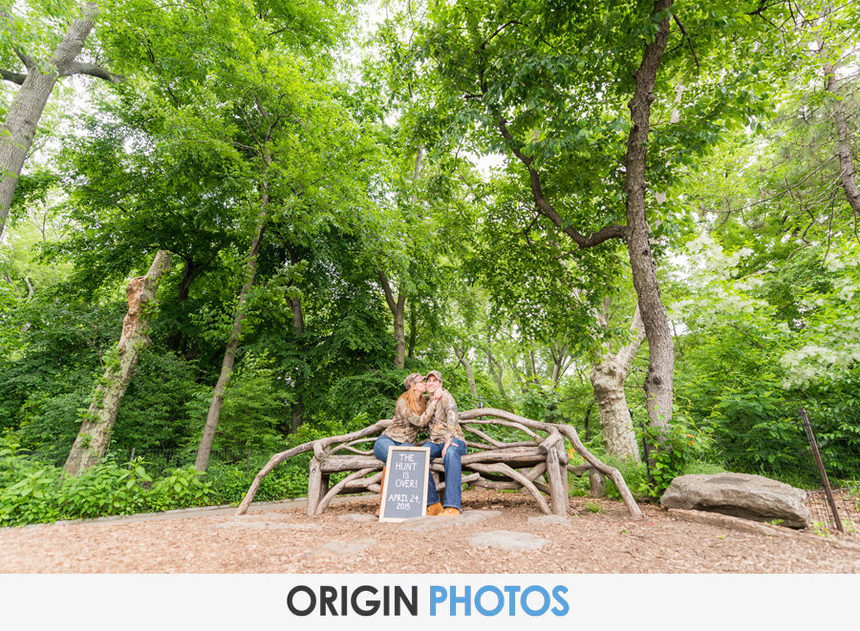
[148,466,212,511]
[0,465,62,526]
[59,458,152,519]
[603,459,651,500]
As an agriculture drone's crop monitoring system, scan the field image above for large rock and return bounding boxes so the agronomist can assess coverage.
[660,473,810,529]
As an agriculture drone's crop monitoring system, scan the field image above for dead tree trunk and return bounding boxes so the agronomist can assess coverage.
[195,201,268,471]
[590,304,645,461]
[0,3,121,238]
[64,250,172,475]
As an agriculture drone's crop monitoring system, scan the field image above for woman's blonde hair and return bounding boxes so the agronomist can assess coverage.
[400,386,427,416]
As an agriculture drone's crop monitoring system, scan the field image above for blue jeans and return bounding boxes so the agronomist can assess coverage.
[373,435,413,461]
[425,438,467,509]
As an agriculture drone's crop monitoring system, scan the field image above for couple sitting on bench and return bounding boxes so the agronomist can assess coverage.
[373,370,467,516]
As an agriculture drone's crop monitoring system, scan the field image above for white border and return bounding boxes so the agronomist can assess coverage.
[379,446,431,522]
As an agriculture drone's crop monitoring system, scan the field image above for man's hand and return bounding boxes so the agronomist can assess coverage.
[442,438,452,459]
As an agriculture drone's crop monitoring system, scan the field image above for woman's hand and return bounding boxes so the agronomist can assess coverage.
[442,438,452,459]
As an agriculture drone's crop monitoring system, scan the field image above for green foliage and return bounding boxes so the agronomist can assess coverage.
[643,423,699,498]
[584,501,601,514]
[847,480,860,511]
[58,458,153,519]
[602,459,650,501]
[0,441,310,527]
[0,448,62,525]
[147,466,213,512]
[185,351,288,457]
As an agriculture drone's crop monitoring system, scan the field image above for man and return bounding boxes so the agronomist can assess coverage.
[423,370,467,516]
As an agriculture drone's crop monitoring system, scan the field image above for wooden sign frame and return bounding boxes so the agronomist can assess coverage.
[379,446,431,522]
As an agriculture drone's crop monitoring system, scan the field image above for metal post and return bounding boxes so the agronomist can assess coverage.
[799,407,843,534]
[639,417,653,488]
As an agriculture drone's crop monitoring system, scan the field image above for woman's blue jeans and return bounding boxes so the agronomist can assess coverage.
[374,435,467,509]
[373,435,412,461]
[425,438,467,509]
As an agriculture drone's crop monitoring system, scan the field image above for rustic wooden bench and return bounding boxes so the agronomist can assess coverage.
[235,407,643,519]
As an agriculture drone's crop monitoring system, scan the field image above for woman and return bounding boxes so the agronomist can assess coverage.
[373,372,443,515]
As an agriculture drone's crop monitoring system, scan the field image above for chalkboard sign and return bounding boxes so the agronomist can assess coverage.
[379,446,431,522]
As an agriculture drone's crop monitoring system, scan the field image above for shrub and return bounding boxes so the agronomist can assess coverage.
[59,458,152,519]
[148,466,212,511]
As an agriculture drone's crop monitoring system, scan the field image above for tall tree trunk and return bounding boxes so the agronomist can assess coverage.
[195,205,268,471]
[64,250,172,475]
[590,305,645,461]
[486,348,510,407]
[176,257,196,303]
[454,344,477,396]
[167,256,197,352]
[548,341,571,388]
[583,402,594,442]
[0,3,116,238]
[623,0,674,435]
[823,60,860,216]
[407,297,417,359]
[289,294,304,432]
[527,350,537,380]
[377,269,406,369]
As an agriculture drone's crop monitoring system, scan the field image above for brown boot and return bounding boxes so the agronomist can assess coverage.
[426,502,443,516]
[375,467,386,517]
[441,507,461,516]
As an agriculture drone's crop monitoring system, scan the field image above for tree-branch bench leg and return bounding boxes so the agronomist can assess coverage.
[307,456,328,516]
[546,444,569,515]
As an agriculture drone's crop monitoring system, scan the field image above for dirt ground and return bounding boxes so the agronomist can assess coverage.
[1,488,859,573]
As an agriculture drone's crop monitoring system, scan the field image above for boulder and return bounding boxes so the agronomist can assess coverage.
[660,472,810,529]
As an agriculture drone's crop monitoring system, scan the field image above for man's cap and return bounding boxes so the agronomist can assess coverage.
[425,370,442,382]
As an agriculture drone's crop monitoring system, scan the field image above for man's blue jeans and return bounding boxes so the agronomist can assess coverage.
[425,438,467,509]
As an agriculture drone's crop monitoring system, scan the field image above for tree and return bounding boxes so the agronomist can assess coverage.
[407,0,792,436]
[187,20,363,469]
[64,250,170,475]
[1,2,121,238]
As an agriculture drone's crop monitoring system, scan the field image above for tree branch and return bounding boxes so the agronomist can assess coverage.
[0,69,26,84]
[671,15,699,70]
[13,46,36,70]
[59,61,125,83]
[497,117,628,248]
[479,20,521,51]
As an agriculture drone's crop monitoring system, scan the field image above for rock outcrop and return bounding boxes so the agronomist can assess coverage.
[661,472,810,529]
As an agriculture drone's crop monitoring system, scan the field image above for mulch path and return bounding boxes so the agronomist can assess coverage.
[1,489,859,573]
